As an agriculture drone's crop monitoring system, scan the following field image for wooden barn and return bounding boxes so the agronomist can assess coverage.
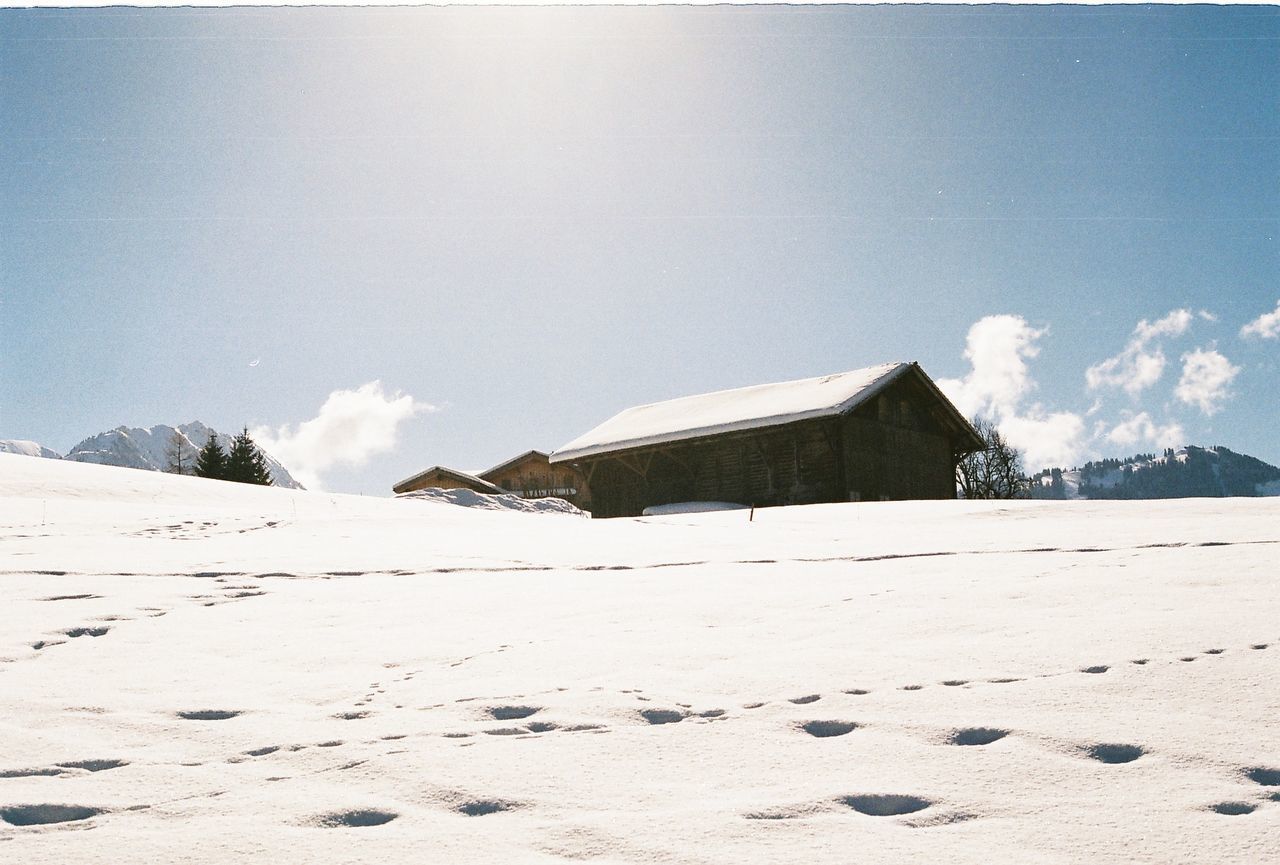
[549,362,983,518]
[477,450,591,511]
[392,465,505,496]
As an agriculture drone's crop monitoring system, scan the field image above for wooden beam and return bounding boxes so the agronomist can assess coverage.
[612,453,646,478]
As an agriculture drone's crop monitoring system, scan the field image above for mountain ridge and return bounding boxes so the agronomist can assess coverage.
[1030,446,1279,500]
[1,422,304,489]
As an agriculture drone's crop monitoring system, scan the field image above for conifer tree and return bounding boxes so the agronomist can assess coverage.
[194,432,228,480]
[225,427,274,486]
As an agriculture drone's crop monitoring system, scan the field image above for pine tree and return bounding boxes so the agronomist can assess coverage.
[194,432,228,480]
[224,427,274,486]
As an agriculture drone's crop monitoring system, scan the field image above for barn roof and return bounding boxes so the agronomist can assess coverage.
[392,465,505,496]
[550,362,979,463]
[478,449,551,482]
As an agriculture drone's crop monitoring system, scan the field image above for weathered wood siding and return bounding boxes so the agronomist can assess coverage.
[483,455,591,510]
[581,420,844,518]
[839,374,958,502]
[572,369,969,517]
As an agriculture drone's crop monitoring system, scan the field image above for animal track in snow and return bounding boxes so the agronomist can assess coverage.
[941,680,968,687]
[245,746,280,757]
[1080,666,1109,674]
[950,728,1008,747]
[789,694,821,704]
[177,710,241,721]
[843,689,870,696]
[0,804,103,826]
[1203,648,1225,655]
[639,709,686,725]
[39,594,100,602]
[1086,743,1144,764]
[333,711,370,720]
[312,809,397,828]
[800,720,859,738]
[841,794,932,816]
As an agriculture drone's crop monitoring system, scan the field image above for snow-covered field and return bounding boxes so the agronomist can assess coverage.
[2,452,1278,863]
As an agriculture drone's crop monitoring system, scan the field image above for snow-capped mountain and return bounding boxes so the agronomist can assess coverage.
[1031,446,1280,500]
[64,422,304,489]
[0,439,63,460]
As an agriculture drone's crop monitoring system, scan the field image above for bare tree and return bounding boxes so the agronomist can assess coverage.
[956,416,1029,499]
[165,429,195,475]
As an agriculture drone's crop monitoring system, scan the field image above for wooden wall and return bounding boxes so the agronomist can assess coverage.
[573,372,964,517]
[484,456,591,510]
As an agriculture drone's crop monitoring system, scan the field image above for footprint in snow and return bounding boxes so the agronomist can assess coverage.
[457,799,519,816]
[0,804,104,826]
[488,706,540,721]
[311,809,397,828]
[800,720,859,738]
[1209,802,1255,816]
[789,694,821,704]
[950,728,1008,747]
[55,760,127,773]
[1244,767,1280,787]
[841,794,932,816]
[1086,743,1144,764]
[177,710,242,721]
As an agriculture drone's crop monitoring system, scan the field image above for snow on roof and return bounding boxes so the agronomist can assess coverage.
[478,449,550,481]
[551,362,914,463]
[392,465,505,495]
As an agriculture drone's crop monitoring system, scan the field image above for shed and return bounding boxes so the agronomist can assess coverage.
[392,465,505,496]
[477,450,591,511]
[549,362,982,518]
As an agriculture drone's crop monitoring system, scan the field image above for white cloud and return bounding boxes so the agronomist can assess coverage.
[937,314,1087,469]
[999,411,1087,473]
[935,315,1046,419]
[253,381,432,489]
[1105,412,1184,450]
[1197,310,1218,322]
[1240,300,1280,339]
[1174,348,1240,416]
[1085,308,1192,396]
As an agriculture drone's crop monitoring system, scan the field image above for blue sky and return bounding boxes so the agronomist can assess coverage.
[2,5,1277,492]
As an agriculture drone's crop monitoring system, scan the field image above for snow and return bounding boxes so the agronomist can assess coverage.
[641,501,751,516]
[551,362,907,461]
[0,440,61,460]
[65,422,305,490]
[2,451,1279,863]
[397,487,586,516]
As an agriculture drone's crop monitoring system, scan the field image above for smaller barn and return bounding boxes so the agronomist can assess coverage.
[392,466,505,496]
[550,362,982,518]
[477,450,591,511]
